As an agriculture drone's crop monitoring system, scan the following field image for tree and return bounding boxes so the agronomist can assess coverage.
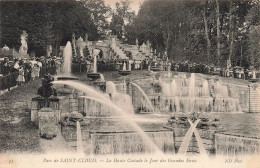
[110,0,135,39]
[246,1,260,68]
[124,0,259,67]
[84,0,111,37]
[0,0,103,56]
[216,0,221,65]
[203,0,212,63]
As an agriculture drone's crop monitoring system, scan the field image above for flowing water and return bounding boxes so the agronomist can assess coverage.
[62,41,72,76]
[93,55,97,73]
[106,81,117,94]
[131,82,154,112]
[178,119,201,155]
[123,62,126,71]
[53,80,162,154]
[76,121,84,154]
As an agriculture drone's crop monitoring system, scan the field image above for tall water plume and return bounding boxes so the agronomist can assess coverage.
[123,62,126,70]
[202,80,209,97]
[175,96,180,113]
[170,79,178,96]
[106,81,117,94]
[76,121,84,154]
[188,73,195,97]
[188,73,195,112]
[63,41,72,76]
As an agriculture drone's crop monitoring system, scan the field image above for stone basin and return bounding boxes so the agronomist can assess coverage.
[150,66,161,71]
[57,76,79,80]
[118,70,131,76]
[87,73,101,81]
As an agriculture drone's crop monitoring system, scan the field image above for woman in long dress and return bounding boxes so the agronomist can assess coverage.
[16,66,25,85]
[31,64,40,80]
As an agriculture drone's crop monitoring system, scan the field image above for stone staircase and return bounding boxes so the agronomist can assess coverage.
[71,42,91,58]
[111,43,128,59]
[249,83,260,112]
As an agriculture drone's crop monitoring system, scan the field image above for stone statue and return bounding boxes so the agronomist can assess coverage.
[47,45,52,57]
[37,74,57,98]
[136,38,139,47]
[76,36,86,57]
[19,30,28,55]
[72,32,76,44]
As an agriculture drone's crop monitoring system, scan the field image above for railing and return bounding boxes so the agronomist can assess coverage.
[0,72,19,90]
[71,63,87,73]
[39,66,56,77]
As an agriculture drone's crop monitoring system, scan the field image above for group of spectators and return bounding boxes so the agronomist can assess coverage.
[146,60,259,80]
[169,61,259,80]
[72,56,259,81]
[0,54,259,91]
[0,56,62,86]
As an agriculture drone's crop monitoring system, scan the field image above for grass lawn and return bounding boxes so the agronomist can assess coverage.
[0,117,42,153]
[0,78,42,154]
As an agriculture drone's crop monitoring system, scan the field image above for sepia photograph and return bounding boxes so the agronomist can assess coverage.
[0,0,260,167]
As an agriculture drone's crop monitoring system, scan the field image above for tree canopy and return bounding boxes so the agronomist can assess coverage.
[0,0,110,56]
[124,0,260,68]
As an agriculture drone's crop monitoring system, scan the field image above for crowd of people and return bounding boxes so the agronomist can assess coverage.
[0,54,259,92]
[0,56,62,88]
[169,61,259,80]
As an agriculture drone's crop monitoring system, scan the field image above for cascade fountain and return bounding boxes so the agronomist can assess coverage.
[133,71,258,156]
[144,72,242,113]
[31,36,259,157]
[53,80,174,154]
[79,95,157,152]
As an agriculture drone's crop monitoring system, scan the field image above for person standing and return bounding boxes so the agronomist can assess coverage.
[16,66,25,85]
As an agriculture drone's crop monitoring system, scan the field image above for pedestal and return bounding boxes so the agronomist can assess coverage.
[31,96,69,125]
[38,108,60,139]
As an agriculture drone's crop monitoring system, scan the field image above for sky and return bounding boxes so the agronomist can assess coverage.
[104,0,144,14]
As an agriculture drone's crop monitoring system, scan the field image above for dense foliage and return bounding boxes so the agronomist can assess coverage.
[0,0,110,56]
[124,0,260,68]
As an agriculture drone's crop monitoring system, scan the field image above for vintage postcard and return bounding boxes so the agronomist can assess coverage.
[0,0,259,167]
